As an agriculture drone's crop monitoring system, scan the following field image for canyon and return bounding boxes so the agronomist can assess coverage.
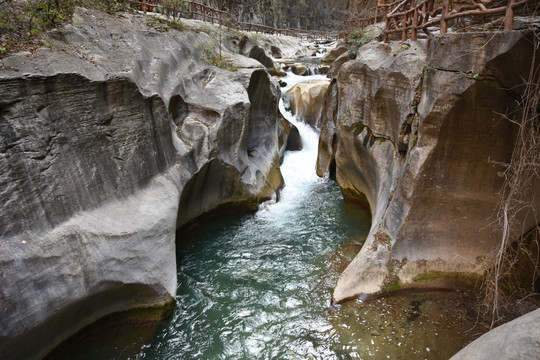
[0,4,538,359]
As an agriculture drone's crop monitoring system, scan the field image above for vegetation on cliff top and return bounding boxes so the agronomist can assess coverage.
[0,0,128,55]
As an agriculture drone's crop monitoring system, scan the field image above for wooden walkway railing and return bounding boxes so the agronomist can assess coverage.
[383,0,534,42]
[344,0,535,43]
[127,0,338,41]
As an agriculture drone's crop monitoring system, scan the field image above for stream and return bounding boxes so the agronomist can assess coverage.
[140,73,372,359]
[55,73,485,360]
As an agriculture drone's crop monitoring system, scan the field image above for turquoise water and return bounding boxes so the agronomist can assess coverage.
[138,80,372,358]
[140,179,370,360]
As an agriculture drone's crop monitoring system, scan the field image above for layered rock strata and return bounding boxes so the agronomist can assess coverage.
[318,31,538,302]
[0,8,290,359]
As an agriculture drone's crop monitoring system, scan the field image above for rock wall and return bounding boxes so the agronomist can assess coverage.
[0,8,290,360]
[202,0,347,30]
[318,31,538,303]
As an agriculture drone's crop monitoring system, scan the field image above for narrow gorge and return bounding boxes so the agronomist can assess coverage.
[0,2,539,360]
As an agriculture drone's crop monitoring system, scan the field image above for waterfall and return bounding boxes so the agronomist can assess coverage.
[256,73,329,220]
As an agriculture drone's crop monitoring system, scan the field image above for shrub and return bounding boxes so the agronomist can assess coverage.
[346,28,372,56]
[197,39,237,71]
[0,0,128,56]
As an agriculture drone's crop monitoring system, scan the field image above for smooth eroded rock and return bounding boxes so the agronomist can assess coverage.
[328,31,538,302]
[450,308,540,360]
[283,79,330,129]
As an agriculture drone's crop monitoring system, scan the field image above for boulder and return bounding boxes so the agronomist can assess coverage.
[450,308,540,360]
[283,79,330,129]
[327,51,353,79]
[319,64,330,75]
[321,44,348,63]
[286,122,302,151]
[270,45,283,59]
[323,31,539,303]
[278,115,303,162]
[0,8,284,359]
[239,36,277,72]
[290,63,308,76]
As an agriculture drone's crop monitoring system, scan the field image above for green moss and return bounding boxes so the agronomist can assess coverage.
[386,280,401,292]
[413,271,480,284]
[199,25,212,34]
[146,16,185,32]
[197,39,238,71]
[353,122,365,136]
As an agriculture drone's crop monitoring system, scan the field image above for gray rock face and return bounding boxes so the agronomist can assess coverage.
[316,79,338,177]
[0,74,176,237]
[0,8,290,359]
[450,308,540,360]
[321,31,538,303]
[239,36,277,71]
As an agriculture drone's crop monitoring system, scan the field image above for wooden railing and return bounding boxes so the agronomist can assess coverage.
[344,0,534,42]
[127,0,337,41]
[383,0,534,42]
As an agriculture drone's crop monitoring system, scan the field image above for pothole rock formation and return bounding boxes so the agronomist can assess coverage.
[0,8,287,359]
[283,79,330,129]
[320,31,538,303]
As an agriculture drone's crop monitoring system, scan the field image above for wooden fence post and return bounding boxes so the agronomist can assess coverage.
[401,13,407,41]
[504,0,516,30]
[441,0,450,33]
[412,7,418,41]
[383,16,390,43]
